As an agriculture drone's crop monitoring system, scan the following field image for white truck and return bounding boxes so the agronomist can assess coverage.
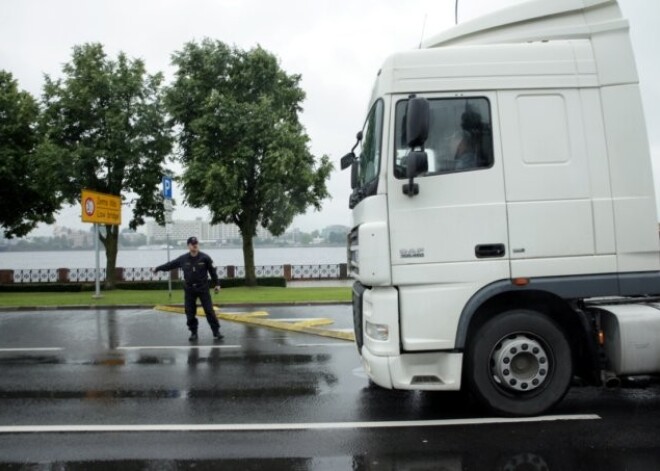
[341,0,660,416]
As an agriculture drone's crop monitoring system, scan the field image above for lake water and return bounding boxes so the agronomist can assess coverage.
[0,246,348,270]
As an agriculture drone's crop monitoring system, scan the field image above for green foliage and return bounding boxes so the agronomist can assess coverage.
[40,43,172,228]
[0,283,85,293]
[0,287,352,307]
[0,71,60,237]
[328,231,347,245]
[299,233,313,245]
[165,40,333,284]
[38,43,173,286]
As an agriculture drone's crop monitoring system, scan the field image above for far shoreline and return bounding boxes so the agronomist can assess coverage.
[0,243,348,253]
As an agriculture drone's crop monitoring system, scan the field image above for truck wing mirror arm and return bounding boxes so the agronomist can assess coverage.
[340,131,364,170]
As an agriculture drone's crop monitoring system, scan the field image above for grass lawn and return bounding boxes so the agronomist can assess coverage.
[0,287,352,308]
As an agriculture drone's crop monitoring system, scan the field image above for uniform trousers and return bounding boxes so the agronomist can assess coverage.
[184,286,220,334]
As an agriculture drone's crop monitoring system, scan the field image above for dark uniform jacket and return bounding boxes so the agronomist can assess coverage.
[155,252,219,289]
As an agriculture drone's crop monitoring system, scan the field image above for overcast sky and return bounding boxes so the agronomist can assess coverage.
[1,0,658,236]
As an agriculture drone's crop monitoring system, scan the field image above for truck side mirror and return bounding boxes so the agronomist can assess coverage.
[402,97,429,197]
[406,98,429,148]
[403,151,428,196]
[341,152,355,170]
[407,151,428,178]
[351,160,359,189]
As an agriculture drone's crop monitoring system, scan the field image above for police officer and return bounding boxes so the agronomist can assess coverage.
[153,236,223,341]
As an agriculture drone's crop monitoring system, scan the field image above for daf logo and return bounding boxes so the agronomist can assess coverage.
[400,248,425,258]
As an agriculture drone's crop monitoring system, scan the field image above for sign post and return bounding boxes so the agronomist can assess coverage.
[94,224,100,297]
[162,177,174,300]
[81,189,122,298]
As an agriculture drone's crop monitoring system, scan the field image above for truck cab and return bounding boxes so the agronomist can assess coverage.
[344,0,660,416]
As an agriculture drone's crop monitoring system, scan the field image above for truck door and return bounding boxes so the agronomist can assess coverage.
[498,89,611,277]
[387,94,510,351]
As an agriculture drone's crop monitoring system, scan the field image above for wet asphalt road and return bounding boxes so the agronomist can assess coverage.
[0,306,659,470]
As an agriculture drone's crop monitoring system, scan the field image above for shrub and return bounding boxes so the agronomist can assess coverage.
[0,283,85,293]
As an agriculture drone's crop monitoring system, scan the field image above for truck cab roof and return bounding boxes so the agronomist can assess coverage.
[370,0,636,102]
[423,0,625,48]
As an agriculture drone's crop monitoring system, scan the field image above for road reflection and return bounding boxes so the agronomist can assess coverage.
[350,448,660,470]
[354,384,479,422]
[8,448,660,470]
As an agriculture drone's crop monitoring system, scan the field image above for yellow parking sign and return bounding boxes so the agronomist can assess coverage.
[81,189,122,225]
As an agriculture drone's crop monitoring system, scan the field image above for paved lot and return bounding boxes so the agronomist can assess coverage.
[0,306,659,469]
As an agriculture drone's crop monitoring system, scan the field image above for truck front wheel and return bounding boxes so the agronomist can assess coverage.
[465,309,572,416]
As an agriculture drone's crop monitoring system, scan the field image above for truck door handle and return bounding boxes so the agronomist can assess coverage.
[475,244,506,258]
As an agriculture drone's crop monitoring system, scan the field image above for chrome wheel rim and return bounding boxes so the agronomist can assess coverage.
[490,334,550,393]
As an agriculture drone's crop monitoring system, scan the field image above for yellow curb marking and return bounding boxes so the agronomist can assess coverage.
[154,305,355,342]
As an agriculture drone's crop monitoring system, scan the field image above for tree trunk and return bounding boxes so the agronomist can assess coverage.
[241,230,256,287]
[101,224,119,289]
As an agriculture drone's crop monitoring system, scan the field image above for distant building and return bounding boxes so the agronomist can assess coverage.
[120,229,146,246]
[322,225,350,244]
[146,219,271,244]
[322,225,350,238]
[208,223,241,241]
[146,219,205,244]
[53,226,94,248]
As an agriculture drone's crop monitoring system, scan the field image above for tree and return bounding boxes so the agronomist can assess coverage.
[0,71,60,237]
[166,40,332,285]
[300,233,313,245]
[328,231,346,245]
[40,43,172,288]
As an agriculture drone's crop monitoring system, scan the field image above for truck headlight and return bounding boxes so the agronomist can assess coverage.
[366,321,389,341]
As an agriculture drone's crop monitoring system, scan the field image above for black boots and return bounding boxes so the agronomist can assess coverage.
[188,331,223,341]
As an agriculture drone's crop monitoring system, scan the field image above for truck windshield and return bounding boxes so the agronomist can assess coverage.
[356,99,384,188]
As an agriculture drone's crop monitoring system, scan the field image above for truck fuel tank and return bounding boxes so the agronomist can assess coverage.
[594,303,660,376]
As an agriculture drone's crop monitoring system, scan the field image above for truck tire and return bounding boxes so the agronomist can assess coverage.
[465,309,572,416]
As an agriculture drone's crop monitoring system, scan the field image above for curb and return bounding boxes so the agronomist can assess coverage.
[155,305,355,342]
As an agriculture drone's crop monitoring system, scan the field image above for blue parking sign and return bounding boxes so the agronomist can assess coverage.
[162,176,172,199]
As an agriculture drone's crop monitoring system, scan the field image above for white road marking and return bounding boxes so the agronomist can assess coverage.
[117,345,241,350]
[294,343,354,348]
[0,348,63,352]
[0,414,600,433]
